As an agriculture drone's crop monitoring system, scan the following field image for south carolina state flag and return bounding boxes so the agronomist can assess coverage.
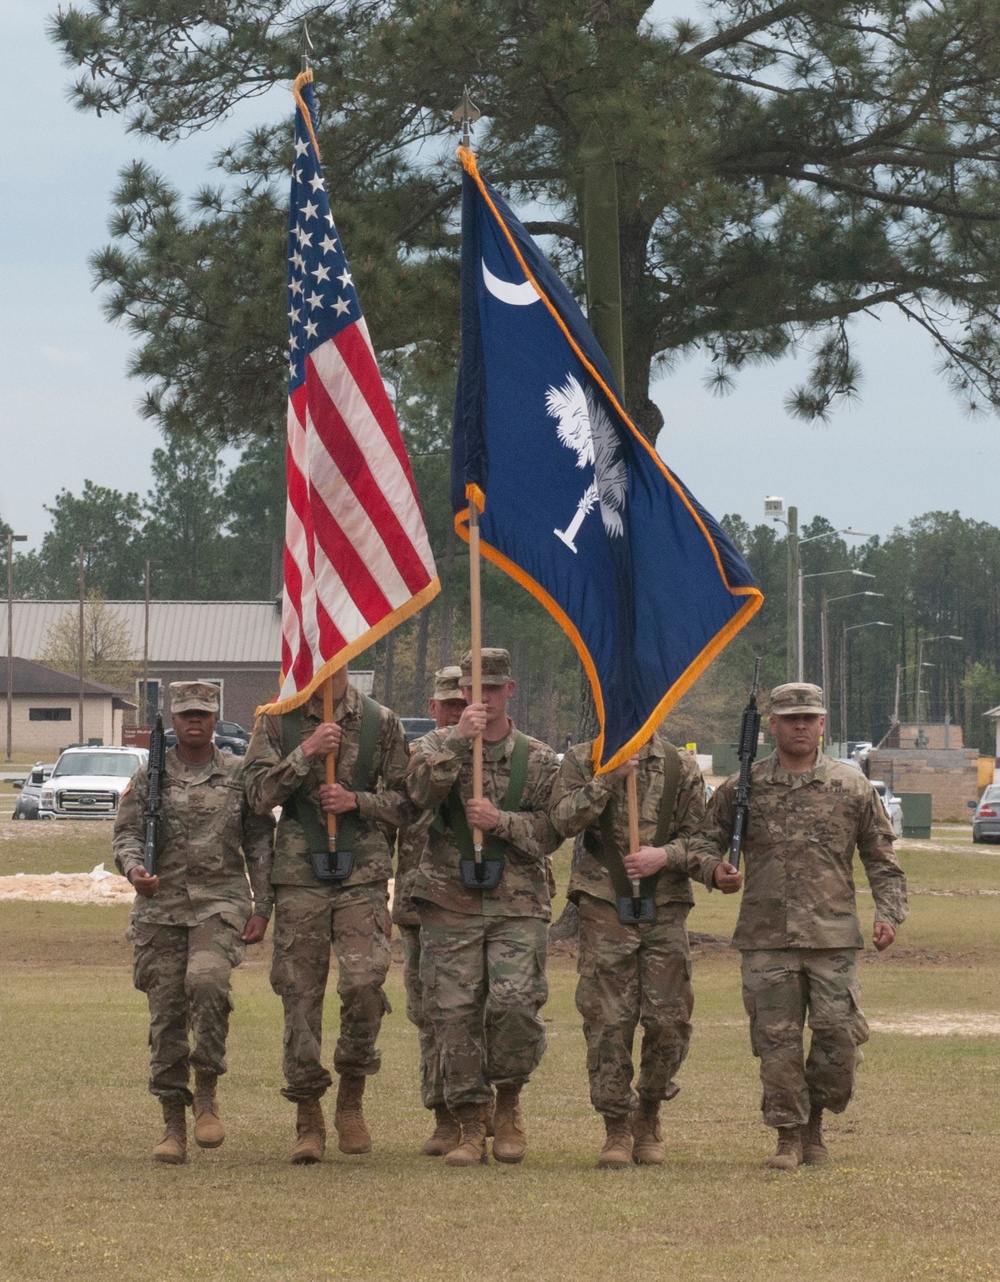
[452,147,763,772]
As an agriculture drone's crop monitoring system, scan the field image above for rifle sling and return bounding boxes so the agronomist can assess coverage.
[280,695,381,860]
[583,743,681,904]
[431,732,531,862]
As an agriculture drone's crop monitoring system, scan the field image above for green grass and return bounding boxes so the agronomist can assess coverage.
[3,824,1000,1280]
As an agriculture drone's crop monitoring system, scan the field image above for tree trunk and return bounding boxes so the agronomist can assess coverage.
[438,522,456,666]
[413,603,430,707]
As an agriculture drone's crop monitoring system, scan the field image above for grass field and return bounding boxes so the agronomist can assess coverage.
[2,820,1000,1281]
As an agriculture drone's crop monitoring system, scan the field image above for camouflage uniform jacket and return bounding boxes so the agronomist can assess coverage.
[243,683,410,888]
[549,734,718,908]
[113,746,274,929]
[392,809,433,927]
[405,721,560,920]
[691,751,908,950]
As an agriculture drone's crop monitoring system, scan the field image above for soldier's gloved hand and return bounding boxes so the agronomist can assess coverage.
[319,782,358,814]
[872,921,896,951]
[128,867,159,898]
[610,756,638,779]
[623,845,668,879]
[454,703,488,741]
[302,722,342,759]
[241,913,269,944]
[465,796,501,831]
[712,861,743,894]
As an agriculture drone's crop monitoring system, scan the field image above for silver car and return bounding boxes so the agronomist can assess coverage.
[11,762,55,819]
[871,780,904,839]
[972,784,1000,843]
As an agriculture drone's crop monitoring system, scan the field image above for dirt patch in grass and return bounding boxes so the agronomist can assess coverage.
[870,1012,1000,1036]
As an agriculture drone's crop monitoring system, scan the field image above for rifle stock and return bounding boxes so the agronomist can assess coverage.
[143,715,166,875]
[729,659,762,872]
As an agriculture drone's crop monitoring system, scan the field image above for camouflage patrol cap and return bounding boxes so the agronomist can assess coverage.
[460,648,512,687]
[169,681,221,715]
[769,682,827,716]
[432,665,464,701]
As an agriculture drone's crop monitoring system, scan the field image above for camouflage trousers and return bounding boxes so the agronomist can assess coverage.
[270,882,391,1102]
[576,894,693,1117]
[417,904,548,1111]
[398,924,446,1110]
[130,914,246,1103]
[741,948,870,1128]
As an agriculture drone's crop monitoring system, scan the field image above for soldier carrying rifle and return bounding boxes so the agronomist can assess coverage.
[690,682,908,1170]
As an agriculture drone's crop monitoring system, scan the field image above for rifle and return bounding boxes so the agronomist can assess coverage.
[728,658,762,872]
[143,714,166,875]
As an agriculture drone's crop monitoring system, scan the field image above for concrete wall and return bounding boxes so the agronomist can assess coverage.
[869,748,979,822]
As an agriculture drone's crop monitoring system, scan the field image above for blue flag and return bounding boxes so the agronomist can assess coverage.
[452,148,763,773]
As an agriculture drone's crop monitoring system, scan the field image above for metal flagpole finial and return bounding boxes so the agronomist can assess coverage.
[452,86,481,149]
[301,20,314,72]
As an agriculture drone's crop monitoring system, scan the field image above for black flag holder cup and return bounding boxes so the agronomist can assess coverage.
[460,852,504,891]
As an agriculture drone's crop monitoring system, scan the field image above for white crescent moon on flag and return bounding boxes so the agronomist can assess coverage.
[482,259,540,305]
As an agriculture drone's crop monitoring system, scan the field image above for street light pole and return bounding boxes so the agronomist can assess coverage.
[840,621,893,744]
[915,634,963,736]
[6,532,27,762]
[78,546,87,746]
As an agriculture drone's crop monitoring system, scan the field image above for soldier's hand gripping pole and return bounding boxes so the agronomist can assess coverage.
[729,657,762,872]
[322,677,338,856]
[143,714,166,874]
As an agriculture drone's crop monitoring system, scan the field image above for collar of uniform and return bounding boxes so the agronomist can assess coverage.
[165,744,226,783]
[762,748,828,787]
[482,720,519,763]
[306,683,363,726]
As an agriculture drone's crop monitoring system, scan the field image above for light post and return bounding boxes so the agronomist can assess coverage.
[142,559,161,728]
[76,546,96,746]
[840,621,892,743]
[821,590,884,712]
[5,532,27,762]
[915,634,963,736]
[765,498,872,680]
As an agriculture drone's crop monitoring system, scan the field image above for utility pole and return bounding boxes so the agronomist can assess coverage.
[6,532,27,761]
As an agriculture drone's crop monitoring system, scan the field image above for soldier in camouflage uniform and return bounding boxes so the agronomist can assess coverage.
[392,665,469,1155]
[406,648,560,1167]
[113,681,274,1165]
[550,735,742,1168]
[244,666,408,1164]
[691,683,908,1170]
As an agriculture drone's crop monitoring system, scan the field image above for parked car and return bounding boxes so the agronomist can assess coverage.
[400,716,436,743]
[871,779,904,839]
[37,746,147,819]
[972,784,1000,843]
[11,762,55,820]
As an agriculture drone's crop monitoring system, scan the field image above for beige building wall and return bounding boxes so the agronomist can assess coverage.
[869,748,979,823]
[5,697,121,759]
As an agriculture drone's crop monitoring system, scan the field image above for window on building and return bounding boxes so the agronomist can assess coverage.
[29,708,72,721]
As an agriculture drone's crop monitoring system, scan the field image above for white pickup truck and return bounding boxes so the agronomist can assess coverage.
[38,746,147,819]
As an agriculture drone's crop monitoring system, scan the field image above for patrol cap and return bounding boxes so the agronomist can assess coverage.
[169,681,221,715]
[432,665,464,701]
[769,683,827,716]
[460,648,512,687]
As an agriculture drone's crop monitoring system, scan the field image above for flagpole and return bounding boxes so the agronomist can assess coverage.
[468,501,484,864]
[454,87,486,871]
[322,677,338,853]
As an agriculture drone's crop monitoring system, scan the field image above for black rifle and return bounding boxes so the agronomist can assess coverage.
[143,715,166,875]
[729,658,762,872]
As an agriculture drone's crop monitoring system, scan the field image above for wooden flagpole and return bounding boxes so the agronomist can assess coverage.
[322,676,337,852]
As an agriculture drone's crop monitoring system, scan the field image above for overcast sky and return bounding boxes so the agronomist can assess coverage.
[1,0,991,555]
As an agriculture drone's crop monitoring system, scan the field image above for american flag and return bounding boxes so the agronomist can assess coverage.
[259,69,439,715]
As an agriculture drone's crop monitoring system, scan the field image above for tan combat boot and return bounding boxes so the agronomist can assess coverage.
[422,1105,462,1157]
[801,1106,829,1165]
[765,1125,803,1171]
[443,1103,490,1167]
[492,1083,528,1164]
[152,1097,187,1165]
[290,1098,326,1165]
[334,1074,372,1154]
[596,1114,633,1169]
[192,1071,225,1149]
[632,1098,665,1165]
